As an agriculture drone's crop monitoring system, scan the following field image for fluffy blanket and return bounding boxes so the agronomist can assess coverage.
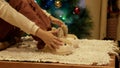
[0,36,118,65]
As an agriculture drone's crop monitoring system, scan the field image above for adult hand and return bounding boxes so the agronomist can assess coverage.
[36,28,63,50]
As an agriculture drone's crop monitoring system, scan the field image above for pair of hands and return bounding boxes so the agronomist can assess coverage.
[45,25,68,50]
[44,16,68,49]
[36,17,68,50]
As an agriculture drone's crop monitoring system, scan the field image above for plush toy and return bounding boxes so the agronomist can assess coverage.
[40,26,79,55]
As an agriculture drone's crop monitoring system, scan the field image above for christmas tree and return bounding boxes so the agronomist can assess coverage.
[35,0,92,39]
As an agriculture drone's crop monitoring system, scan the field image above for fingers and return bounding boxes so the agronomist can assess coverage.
[53,19,64,26]
[53,37,63,44]
[49,30,58,37]
[51,42,59,49]
[57,20,64,26]
[43,30,64,49]
[47,44,55,50]
[47,41,62,50]
[50,29,59,35]
[61,25,68,36]
[47,37,63,49]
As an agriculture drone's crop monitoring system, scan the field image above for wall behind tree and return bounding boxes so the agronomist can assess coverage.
[85,0,108,39]
[85,0,101,39]
[85,0,120,40]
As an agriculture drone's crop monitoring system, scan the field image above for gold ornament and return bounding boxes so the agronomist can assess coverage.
[55,0,62,8]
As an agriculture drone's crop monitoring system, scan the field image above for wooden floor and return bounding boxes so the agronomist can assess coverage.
[0,56,116,68]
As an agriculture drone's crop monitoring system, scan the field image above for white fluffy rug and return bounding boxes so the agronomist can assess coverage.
[0,36,118,65]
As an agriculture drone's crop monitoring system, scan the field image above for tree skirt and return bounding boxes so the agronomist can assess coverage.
[0,36,118,65]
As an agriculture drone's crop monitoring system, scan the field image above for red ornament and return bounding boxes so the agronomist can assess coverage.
[73,7,80,14]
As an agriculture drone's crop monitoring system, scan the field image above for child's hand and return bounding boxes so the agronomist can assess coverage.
[49,16,64,26]
[49,16,68,37]
[36,28,63,50]
[61,24,68,37]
